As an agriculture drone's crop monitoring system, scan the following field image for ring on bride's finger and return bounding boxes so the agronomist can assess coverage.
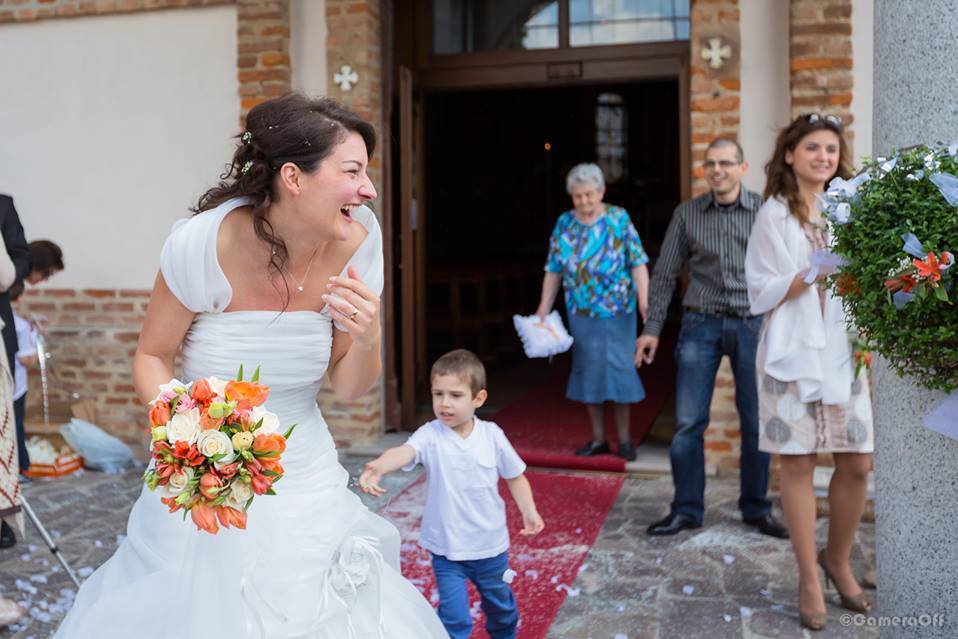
[348,307,359,320]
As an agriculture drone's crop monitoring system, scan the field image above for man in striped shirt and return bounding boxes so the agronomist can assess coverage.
[637,139,788,539]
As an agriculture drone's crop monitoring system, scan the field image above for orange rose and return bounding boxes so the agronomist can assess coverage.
[191,379,214,404]
[215,506,248,530]
[190,503,219,535]
[253,432,286,457]
[225,380,270,411]
[149,402,171,427]
[198,472,225,500]
[259,457,284,476]
[200,409,225,431]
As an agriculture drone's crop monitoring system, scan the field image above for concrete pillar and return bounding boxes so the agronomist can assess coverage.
[873,2,958,635]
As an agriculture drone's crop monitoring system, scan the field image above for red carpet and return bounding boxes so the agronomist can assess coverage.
[381,470,624,639]
[493,332,677,472]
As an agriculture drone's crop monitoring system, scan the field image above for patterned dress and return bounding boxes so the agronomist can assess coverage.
[756,221,874,454]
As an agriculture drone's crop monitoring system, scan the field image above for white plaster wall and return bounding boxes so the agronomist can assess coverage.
[291,0,328,97]
[0,6,238,290]
[739,0,791,195]
[852,0,874,163]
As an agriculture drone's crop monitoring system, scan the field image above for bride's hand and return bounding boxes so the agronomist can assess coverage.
[323,266,381,347]
[358,463,386,496]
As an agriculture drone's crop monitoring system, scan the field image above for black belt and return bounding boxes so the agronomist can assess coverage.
[683,306,756,319]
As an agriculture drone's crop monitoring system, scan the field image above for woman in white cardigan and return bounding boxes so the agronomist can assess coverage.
[745,115,873,632]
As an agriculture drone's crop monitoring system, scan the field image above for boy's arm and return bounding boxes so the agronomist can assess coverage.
[358,444,417,496]
[505,473,545,536]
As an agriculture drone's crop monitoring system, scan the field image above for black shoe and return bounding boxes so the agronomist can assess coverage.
[0,521,15,549]
[574,440,610,457]
[744,513,789,539]
[646,512,701,536]
[617,442,637,461]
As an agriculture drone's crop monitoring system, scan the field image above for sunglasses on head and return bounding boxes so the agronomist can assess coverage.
[802,113,843,130]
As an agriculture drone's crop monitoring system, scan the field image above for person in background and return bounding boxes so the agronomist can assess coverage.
[746,114,873,632]
[25,240,64,285]
[535,163,649,461]
[360,349,544,639]
[0,196,30,385]
[638,139,787,540]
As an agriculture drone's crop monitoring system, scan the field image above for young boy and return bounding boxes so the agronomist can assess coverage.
[359,349,544,639]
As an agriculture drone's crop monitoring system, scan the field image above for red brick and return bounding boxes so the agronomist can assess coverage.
[83,289,117,298]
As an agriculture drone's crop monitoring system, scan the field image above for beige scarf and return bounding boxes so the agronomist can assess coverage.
[0,318,23,534]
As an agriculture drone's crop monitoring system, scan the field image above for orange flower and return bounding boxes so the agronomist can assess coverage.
[259,457,284,476]
[160,496,182,513]
[884,274,916,293]
[149,402,171,427]
[199,408,225,431]
[190,503,219,535]
[225,380,270,411]
[253,432,286,457]
[172,441,205,467]
[835,273,860,296]
[245,458,273,495]
[198,472,225,500]
[217,461,241,479]
[914,252,944,283]
[216,506,248,530]
[191,379,214,404]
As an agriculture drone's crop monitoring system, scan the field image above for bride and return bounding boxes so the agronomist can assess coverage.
[55,94,446,638]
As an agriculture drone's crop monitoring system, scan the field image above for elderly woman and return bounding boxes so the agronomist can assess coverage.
[535,163,649,461]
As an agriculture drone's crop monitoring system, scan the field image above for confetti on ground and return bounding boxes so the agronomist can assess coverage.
[503,569,517,584]
[682,585,694,596]
[723,554,735,565]
[740,606,753,618]
[655,556,663,566]
[759,588,771,598]
[723,614,732,622]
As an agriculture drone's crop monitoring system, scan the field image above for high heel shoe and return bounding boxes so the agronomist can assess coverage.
[799,609,827,632]
[818,549,871,612]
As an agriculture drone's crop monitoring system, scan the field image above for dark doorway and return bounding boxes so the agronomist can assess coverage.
[415,79,681,415]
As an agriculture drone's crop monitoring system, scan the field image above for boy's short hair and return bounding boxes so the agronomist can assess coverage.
[430,349,486,396]
[29,240,64,277]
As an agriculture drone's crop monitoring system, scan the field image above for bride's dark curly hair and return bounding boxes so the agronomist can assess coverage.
[764,114,852,223]
[194,93,376,280]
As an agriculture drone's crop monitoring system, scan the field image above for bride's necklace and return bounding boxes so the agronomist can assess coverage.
[274,246,320,292]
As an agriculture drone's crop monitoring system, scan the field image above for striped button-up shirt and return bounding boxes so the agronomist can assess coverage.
[643,188,763,337]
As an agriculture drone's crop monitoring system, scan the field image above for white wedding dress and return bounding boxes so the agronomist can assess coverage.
[55,199,446,638]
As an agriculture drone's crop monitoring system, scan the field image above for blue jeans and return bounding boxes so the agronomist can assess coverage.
[432,551,517,639]
[669,311,771,524]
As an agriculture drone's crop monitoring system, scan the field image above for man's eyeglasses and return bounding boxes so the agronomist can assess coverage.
[703,159,740,170]
[803,113,843,130]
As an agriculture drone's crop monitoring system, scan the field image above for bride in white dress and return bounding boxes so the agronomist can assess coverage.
[55,95,446,638]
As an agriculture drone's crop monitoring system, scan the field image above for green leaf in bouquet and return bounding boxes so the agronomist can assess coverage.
[244,496,254,511]
[256,450,280,458]
[251,417,264,433]
[282,423,297,440]
[251,365,261,383]
[262,469,281,477]
[934,284,950,302]
[208,452,227,462]
[175,492,193,506]
[265,488,276,496]
[237,364,244,381]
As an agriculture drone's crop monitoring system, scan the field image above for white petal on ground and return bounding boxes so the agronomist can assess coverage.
[682,585,695,595]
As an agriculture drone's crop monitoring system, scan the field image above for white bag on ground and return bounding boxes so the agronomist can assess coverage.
[59,418,136,473]
[513,311,574,358]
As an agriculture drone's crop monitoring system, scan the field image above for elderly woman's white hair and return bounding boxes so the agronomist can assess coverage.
[565,163,605,194]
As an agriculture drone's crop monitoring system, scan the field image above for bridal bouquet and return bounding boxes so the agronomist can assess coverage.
[142,366,294,534]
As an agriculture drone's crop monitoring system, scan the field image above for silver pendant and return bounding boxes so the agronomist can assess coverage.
[297,285,304,292]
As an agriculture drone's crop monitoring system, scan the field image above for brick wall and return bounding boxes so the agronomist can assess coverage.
[8,0,386,448]
[322,0,385,445]
[789,0,854,151]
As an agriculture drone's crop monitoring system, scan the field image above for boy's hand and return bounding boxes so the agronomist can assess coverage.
[519,510,545,536]
[358,462,387,496]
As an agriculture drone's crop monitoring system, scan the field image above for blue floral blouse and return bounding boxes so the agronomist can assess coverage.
[545,206,649,318]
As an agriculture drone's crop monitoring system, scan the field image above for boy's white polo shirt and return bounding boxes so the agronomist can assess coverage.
[403,417,526,561]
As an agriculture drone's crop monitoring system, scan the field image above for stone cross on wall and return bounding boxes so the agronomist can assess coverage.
[334,64,359,92]
[701,37,732,70]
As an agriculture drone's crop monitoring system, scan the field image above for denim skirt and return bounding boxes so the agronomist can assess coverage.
[566,311,645,404]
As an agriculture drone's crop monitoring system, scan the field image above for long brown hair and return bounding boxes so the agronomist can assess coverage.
[763,114,852,223]
[193,93,376,287]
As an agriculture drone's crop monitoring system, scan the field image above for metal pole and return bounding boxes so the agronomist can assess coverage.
[18,496,81,588]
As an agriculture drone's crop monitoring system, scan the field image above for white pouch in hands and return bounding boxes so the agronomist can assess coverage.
[512,311,574,358]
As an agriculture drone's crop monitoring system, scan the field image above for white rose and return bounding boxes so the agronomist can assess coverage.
[250,406,280,436]
[207,376,228,399]
[197,430,236,465]
[226,479,253,509]
[163,466,195,497]
[166,407,201,445]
